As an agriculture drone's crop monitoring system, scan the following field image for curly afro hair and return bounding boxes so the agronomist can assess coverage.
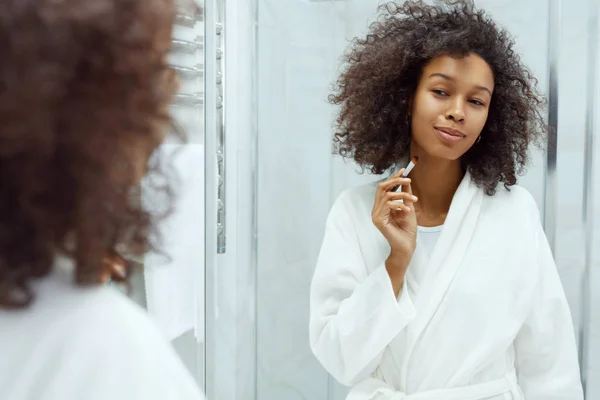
[0,0,178,309]
[329,0,547,195]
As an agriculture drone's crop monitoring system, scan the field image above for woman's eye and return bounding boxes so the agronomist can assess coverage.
[432,89,448,96]
[470,99,485,106]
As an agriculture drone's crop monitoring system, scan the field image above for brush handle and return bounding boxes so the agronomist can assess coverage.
[393,161,415,195]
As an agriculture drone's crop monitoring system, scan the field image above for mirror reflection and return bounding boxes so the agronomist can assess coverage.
[0,0,598,400]
[311,2,581,398]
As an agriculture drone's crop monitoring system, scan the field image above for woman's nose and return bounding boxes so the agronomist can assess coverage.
[445,99,465,122]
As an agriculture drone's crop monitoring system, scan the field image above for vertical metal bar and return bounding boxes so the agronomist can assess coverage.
[204,0,218,396]
[216,0,227,254]
[579,0,598,396]
[543,0,560,254]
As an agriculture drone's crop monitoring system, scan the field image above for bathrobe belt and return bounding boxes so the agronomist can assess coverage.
[347,370,517,400]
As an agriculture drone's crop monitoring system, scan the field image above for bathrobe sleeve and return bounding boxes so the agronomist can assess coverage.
[309,192,416,386]
[514,223,584,399]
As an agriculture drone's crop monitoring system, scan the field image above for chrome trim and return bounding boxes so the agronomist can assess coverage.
[174,11,202,28]
[171,37,204,54]
[171,64,204,80]
[172,92,204,107]
[215,1,226,255]
[579,1,598,396]
[543,0,560,254]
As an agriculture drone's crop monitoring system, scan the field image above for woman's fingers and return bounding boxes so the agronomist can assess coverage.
[373,170,413,217]
[385,191,418,211]
[376,170,406,203]
[401,181,415,209]
[377,176,412,194]
[385,191,418,202]
[387,200,413,213]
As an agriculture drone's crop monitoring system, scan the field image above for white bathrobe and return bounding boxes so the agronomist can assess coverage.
[0,257,205,400]
[309,172,583,400]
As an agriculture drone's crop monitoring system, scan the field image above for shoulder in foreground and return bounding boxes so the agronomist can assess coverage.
[48,282,170,358]
[79,287,164,344]
[52,284,203,398]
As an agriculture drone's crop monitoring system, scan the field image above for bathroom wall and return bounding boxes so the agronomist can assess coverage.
[556,0,600,396]
[255,1,358,399]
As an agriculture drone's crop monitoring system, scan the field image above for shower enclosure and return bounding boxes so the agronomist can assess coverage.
[133,0,599,399]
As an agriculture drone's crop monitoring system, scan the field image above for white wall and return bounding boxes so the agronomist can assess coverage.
[557,1,600,397]
[255,1,346,398]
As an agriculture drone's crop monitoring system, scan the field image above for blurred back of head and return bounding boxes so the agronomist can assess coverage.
[0,0,178,308]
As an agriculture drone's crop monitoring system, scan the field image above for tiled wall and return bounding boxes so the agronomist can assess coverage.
[254,0,599,399]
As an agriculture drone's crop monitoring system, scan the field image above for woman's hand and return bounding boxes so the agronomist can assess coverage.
[371,168,418,271]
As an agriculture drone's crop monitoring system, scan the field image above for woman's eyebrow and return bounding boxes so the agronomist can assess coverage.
[428,72,493,95]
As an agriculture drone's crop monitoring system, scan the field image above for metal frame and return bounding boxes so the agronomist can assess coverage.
[204,0,259,397]
[215,0,227,255]
[203,0,225,396]
[579,0,598,396]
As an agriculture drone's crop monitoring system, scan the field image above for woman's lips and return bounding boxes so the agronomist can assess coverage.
[435,127,465,143]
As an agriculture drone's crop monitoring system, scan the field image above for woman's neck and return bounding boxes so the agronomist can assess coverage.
[408,152,464,226]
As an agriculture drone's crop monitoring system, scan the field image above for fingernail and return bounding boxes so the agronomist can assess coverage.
[413,196,418,201]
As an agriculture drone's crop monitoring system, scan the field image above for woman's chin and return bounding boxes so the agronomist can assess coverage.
[418,145,467,162]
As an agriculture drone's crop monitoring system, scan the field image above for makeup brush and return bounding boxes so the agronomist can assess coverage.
[402,155,418,177]
[394,156,419,193]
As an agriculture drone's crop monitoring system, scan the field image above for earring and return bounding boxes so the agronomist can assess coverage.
[476,135,482,144]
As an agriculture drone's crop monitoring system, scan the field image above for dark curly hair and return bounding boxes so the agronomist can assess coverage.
[0,0,179,308]
[330,0,547,195]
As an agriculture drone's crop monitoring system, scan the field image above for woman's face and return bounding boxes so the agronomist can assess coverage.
[409,53,495,161]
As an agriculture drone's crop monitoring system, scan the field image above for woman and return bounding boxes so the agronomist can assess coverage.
[309,1,583,399]
[0,0,204,399]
